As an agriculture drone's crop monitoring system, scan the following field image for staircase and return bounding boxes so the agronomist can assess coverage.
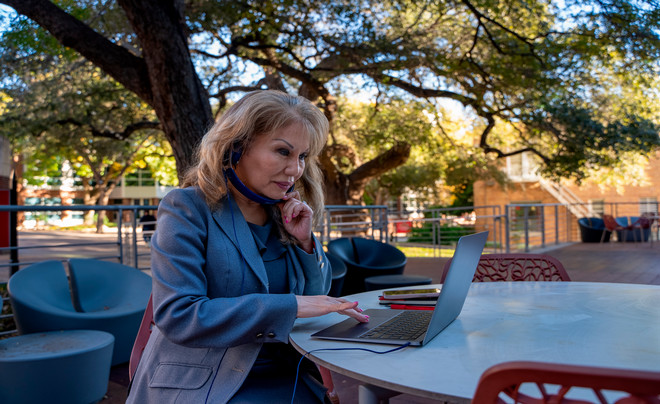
[538,178,593,218]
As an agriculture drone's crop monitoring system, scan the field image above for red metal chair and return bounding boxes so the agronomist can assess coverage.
[632,215,653,245]
[440,254,570,283]
[601,214,631,243]
[640,212,658,244]
[129,294,154,380]
[472,361,660,404]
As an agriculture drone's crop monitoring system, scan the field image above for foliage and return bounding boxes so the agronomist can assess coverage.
[408,222,476,245]
[0,43,178,201]
[1,0,659,206]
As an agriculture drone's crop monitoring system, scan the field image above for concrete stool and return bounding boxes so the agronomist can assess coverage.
[364,274,433,291]
[0,330,114,404]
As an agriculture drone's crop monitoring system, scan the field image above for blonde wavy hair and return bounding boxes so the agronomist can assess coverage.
[183,90,329,243]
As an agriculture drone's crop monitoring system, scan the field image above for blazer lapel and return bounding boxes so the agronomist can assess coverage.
[212,197,269,289]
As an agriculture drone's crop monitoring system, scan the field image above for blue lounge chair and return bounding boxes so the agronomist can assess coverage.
[8,259,152,365]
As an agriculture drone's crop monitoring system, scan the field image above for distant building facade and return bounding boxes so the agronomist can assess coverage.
[474,151,660,218]
[16,158,175,228]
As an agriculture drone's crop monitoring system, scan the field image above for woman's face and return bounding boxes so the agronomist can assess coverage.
[234,121,310,201]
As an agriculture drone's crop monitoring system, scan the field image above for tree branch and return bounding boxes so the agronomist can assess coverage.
[56,118,161,140]
[460,0,545,66]
[478,114,551,163]
[349,142,411,188]
[1,0,153,103]
[368,72,478,109]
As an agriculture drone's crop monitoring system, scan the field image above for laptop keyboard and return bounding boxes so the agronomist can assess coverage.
[359,310,433,340]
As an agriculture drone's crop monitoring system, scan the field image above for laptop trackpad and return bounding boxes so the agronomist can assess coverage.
[312,309,403,339]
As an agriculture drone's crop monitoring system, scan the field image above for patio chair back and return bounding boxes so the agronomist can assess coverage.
[472,360,660,403]
[325,252,347,298]
[8,258,152,365]
[327,237,407,295]
[129,294,154,381]
[440,253,570,283]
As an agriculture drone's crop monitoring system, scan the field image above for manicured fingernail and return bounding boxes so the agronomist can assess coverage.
[285,218,289,223]
[365,315,370,319]
[354,301,359,305]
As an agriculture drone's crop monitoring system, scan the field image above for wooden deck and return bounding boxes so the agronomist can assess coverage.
[404,240,660,286]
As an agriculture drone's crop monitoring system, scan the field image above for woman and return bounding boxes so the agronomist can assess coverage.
[127,90,368,403]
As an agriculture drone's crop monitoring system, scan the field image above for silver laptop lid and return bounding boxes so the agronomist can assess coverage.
[422,231,488,345]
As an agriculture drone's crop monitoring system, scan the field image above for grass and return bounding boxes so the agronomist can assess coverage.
[395,245,456,258]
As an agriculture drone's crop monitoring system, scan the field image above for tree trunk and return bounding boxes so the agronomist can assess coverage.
[81,178,99,226]
[321,142,411,205]
[94,186,114,234]
[117,0,213,181]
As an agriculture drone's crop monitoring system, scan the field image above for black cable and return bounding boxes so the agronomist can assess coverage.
[290,343,412,404]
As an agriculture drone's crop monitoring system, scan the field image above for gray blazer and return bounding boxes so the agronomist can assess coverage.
[127,187,331,403]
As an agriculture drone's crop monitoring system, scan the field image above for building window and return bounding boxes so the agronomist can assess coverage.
[589,199,605,216]
[510,201,542,232]
[120,170,155,186]
[639,197,658,215]
[505,152,540,181]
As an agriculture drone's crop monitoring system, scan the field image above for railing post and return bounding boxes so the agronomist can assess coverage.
[524,206,530,252]
[132,208,139,268]
[540,205,546,248]
[117,207,124,265]
[555,205,559,245]
[505,205,511,253]
[9,172,19,275]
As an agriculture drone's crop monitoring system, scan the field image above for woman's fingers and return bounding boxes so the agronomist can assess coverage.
[280,193,311,224]
[296,296,370,322]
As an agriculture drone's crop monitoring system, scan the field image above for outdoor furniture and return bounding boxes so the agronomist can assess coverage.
[326,237,407,295]
[8,259,152,365]
[364,274,432,291]
[642,212,659,243]
[129,294,154,380]
[577,217,610,242]
[0,330,114,404]
[290,282,660,403]
[440,253,570,283]
[472,360,660,403]
[325,252,347,298]
[601,214,631,243]
[615,216,651,242]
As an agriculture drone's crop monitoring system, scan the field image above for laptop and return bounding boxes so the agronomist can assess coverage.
[312,231,488,346]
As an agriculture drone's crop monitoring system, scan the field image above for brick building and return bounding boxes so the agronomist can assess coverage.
[475,151,659,214]
[473,151,660,244]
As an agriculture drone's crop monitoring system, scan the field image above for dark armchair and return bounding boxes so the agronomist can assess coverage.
[326,237,407,295]
[325,252,347,298]
[577,217,610,243]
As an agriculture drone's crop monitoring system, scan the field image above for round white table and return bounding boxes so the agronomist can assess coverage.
[290,282,660,403]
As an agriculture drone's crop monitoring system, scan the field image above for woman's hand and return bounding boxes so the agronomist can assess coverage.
[295,295,370,322]
[278,191,314,252]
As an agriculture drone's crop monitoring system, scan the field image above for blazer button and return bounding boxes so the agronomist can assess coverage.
[256,332,264,338]
[267,332,276,338]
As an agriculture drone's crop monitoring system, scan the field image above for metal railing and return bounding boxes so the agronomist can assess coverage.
[506,201,658,252]
[1,200,656,337]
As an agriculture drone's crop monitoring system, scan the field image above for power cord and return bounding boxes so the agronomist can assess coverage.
[290,343,412,404]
